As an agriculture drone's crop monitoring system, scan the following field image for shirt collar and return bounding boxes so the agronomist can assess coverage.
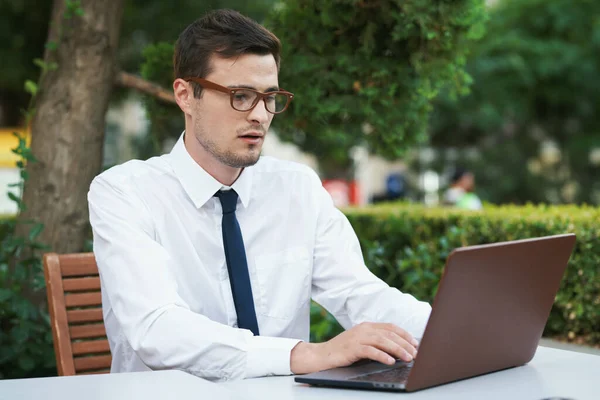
[168,132,253,209]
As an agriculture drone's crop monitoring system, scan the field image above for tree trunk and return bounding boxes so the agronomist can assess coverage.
[16,0,125,255]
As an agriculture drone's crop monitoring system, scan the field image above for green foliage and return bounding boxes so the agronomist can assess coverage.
[120,0,277,74]
[0,0,52,125]
[310,203,600,344]
[64,0,84,19]
[138,42,181,157]
[0,136,53,379]
[310,301,344,343]
[428,0,600,204]
[265,0,487,176]
[0,67,54,377]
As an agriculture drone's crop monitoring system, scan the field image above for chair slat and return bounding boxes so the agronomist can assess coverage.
[72,340,111,356]
[74,355,112,371]
[79,369,110,375]
[70,323,106,339]
[59,253,98,277]
[65,292,102,307]
[67,308,103,324]
[63,277,101,292]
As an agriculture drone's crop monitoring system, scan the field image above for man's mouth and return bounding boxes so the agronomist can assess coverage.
[239,133,263,139]
[238,132,264,144]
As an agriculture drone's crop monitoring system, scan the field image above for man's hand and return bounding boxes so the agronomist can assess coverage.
[290,322,419,375]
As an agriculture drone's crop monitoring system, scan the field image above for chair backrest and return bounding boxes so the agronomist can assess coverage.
[43,252,111,376]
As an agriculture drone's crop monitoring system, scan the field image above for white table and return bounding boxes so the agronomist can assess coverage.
[225,346,600,400]
[0,369,241,400]
[1,346,598,400]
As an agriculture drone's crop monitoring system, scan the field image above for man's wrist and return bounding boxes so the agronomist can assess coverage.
[290,341,325,374]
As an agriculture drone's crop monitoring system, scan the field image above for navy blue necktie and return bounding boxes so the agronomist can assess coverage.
[215,190,260,336]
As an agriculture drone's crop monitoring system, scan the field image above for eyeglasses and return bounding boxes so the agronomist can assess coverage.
[184,77,294,114]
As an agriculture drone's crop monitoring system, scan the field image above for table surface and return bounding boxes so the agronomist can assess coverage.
[0,368,241,400]
[1,345,599,400]
[227,345,600,400]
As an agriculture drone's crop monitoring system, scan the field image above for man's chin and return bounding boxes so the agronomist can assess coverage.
[223,152,261,169]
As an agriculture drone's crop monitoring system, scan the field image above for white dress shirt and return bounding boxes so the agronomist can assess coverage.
[88,134,432,381]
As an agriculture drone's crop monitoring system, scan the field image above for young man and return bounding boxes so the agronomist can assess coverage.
[88,9,431,381]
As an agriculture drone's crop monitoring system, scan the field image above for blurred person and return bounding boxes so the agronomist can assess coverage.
[88,9,431,382]
[444,168,482,210]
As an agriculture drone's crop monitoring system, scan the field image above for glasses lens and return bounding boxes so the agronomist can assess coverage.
[231,90,290,113]
[273,94,290,113]
[232,90,259,111]
[263,93,289,113]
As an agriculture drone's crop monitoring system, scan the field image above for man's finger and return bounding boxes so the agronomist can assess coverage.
[382,330,418,358]
[358,345,396,365]
[372,323,419,347]
[365,334,414,362]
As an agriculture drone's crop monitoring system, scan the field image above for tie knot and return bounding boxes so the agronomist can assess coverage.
[216,190,238,214]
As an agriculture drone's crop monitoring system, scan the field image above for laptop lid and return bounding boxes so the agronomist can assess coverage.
[295,234,576,392]
[404,233,576,391]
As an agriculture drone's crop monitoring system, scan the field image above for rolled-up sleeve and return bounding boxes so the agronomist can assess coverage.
[88,175,300,380]
[308,172,432,338]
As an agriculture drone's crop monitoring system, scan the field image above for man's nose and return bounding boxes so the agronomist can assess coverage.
[247,100,270,125]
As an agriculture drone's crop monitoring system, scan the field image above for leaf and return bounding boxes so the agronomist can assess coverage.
[0,288,12,302]
[17,355,36,372]
[0,263,9,274]
[28,223,44,241]
[12,297,34,320]
[33,58,45,69]
[24,80,38,96]
[31,241,51,251]
[45,41,58,51]
[7,192,21,204]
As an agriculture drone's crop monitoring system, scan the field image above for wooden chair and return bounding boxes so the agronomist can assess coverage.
[43,252,112,375]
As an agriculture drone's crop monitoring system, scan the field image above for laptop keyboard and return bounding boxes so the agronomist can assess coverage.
[349,362,413,385]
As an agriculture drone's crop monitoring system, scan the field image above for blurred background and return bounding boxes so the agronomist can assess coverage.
[2,0,599,211]
[0,0,598,380]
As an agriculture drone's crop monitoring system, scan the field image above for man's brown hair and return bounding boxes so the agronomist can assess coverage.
[174,9,281,98]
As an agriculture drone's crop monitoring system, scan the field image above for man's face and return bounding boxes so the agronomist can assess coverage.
[188,53,278,168]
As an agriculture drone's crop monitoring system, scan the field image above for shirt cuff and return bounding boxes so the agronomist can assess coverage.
[244,336,302,379]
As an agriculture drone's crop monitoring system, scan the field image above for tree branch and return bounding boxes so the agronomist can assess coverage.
[115,71,176,104]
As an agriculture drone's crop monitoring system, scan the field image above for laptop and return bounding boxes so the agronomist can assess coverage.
[295,233,576,392]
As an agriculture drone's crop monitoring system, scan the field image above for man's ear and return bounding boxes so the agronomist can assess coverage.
[173,78,194,114]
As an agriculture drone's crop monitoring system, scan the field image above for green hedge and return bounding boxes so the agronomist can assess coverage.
[312,203,600,345]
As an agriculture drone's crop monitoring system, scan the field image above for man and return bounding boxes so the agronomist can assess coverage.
[88,9,431,381]
[443,168,483,210]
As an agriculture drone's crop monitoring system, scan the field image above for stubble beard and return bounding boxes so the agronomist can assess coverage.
[195,127,262,169]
